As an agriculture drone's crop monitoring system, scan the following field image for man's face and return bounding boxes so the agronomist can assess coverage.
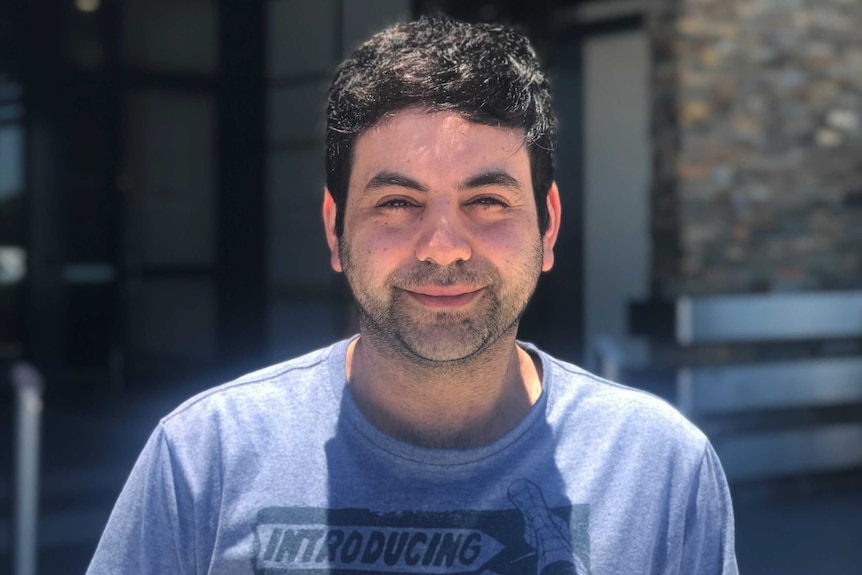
[324,109,560,363]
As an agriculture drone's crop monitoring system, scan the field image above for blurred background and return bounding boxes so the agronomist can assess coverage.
[1,0,861,573]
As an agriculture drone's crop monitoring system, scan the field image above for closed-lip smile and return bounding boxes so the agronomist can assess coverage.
[401,286,484,308]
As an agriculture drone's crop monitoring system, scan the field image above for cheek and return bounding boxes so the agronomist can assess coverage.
[366,224,411,253]
[349,224,414,271]
[479,220,538,257]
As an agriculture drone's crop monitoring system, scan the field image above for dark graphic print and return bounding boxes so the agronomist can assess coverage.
[507,479,588,575]
[251,479,589,574]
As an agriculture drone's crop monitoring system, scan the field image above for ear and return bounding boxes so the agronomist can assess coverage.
[541,182,561,272]
[322,188,343,272]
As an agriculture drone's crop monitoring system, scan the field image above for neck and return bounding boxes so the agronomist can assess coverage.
[345,332,543,449]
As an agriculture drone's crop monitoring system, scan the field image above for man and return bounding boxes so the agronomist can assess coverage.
[88,16,737,575]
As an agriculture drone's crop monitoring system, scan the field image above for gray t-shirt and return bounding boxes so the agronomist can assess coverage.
[87,338,738,574]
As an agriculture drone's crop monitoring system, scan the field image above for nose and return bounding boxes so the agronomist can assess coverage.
[414,203,472,266]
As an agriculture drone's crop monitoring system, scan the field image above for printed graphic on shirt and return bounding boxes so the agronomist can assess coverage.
[251,478,590,574]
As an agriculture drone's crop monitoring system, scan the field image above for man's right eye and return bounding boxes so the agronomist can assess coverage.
[378,198,416,210]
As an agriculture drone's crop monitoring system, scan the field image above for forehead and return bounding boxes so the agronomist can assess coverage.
[351,109,529,180]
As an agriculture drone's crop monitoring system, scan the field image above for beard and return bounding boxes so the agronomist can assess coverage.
[338,237,543,365]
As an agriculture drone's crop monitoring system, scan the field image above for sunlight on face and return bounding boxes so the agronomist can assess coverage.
[332,110,551,363]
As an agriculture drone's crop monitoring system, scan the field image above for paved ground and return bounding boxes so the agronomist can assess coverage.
[1,378,861,574]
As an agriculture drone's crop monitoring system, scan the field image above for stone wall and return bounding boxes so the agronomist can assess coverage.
[648,0,862,295]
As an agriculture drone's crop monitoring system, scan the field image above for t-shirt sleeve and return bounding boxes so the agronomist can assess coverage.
[679,441,739,574]
[86,424,196,575]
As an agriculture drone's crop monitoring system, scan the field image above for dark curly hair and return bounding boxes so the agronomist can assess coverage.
[326,16,557,237]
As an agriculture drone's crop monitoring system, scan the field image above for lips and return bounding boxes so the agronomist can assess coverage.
[401,286,484,309]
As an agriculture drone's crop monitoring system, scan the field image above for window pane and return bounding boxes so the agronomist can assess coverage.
[0,102,23,122]
[127,278,216,360]
[0,248,25,350]
[269,295,342,361]
[125,91,215,266]
[0,123,24,244]
[267,0,336,78]
[0,284,24,351]
[342,0,411,55]
[267,81,328,144]
[122,0,217,73]
[0,79,23,102]
[0,123,23,197]
[267,147,332,287]
[0,246,25,285]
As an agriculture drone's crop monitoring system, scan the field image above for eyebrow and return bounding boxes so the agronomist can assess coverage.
[364,171,429,194]
[459,170,523,191]
[362,169,524,195]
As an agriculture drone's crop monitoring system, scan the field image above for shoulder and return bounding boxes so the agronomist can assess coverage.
[158,340,349,437]
[528,344,708,457]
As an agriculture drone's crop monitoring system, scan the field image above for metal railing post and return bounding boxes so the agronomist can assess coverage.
[10,361,43,575]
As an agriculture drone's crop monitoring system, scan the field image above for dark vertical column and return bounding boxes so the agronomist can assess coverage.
[22,0,66,376]
[61,3,121,385]
[102,0,126,389]
[647,0,682,298]
[217,0,267,376]
[535,34,585,365]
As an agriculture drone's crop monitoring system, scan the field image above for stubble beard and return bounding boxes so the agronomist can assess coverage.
[338,237,544,367]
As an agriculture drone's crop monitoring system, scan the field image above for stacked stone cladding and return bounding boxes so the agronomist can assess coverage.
[649,0,862,295]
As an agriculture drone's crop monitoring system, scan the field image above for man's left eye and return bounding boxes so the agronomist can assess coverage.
[469,196,508,208]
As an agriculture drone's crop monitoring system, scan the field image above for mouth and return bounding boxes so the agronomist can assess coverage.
[401,286,485,309]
